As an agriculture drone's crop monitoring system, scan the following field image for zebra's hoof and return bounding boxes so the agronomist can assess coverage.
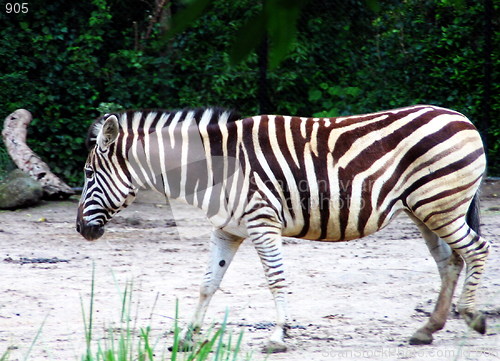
[468,312,487,335]
[262,340,287,353]
[460,310,487,335]
[409,330,433,345]
[168,340,194,352]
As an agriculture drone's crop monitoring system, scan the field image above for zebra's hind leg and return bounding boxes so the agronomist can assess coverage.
[407,214,464,345]
[249,223,290,353]
[413,191,490,340]
[433,219,490,335]
[177,229,242,351]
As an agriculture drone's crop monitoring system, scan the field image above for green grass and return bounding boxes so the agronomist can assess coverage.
[1,267,249,361]
[80,268,249,361]
[0,350,9,361]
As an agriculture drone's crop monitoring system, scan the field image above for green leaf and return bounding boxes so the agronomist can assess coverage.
[230,0,308,68]
[345,86,362,97]
[166,0,211,39]
[229,12,266,66]
[308,89,323,102]
[266,0,307,69]
[441,0,466,8]
[365,0,380,12]
[327,85,343,96]
[19,22,30,31]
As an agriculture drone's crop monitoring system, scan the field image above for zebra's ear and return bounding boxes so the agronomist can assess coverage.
[97,114,119,150]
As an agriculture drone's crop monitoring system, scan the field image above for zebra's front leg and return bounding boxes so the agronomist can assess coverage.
[249,226,290,353]
[179,229,243,350]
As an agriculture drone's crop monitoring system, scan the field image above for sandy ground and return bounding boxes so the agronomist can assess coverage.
[0,180,499,361]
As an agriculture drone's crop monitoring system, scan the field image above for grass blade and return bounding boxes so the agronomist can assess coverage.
[0,349,10,361]
[22,313,48,361]
[81,264,96,361]
[170,300,180,360]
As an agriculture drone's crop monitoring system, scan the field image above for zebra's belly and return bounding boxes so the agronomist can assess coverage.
[282,221,390,242]
[281,205,402,242]
[282,228,378,242]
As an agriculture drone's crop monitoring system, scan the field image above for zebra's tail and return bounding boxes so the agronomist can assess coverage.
[466,191,481,235]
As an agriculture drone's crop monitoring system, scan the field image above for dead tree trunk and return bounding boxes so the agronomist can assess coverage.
[2,109,74,199]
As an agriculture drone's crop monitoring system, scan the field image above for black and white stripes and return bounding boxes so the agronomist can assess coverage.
[76,105,490,351]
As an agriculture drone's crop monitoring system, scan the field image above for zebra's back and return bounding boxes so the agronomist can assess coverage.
[233,105,485,241]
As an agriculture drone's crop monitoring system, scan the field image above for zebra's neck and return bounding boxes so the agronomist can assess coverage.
[121,108,241,215]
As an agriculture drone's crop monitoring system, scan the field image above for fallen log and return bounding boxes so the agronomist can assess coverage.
[2,109,74,199]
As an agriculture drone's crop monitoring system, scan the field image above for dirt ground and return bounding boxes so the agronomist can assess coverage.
[0,180,499,361]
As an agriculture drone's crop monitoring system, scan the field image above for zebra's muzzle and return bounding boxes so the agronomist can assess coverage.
[76,204,106,241]
[77,221,105,241]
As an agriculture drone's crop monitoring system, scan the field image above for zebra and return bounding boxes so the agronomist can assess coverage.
[76,105,490,352]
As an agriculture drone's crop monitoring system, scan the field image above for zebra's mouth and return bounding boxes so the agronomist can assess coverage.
[76,221,105,241]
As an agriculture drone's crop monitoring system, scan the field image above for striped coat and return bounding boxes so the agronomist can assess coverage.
[77,104,489,352]
[180,105,483,243]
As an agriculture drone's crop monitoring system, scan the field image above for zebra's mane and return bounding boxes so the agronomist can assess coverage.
[85,107,240,150]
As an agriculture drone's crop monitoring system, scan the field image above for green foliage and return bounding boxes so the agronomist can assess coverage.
[230,0,309,69]
[0,1,111,185]
[96,103,126,115]
[309,84,363,117]
[167,0,309,69]
[300,0,499,173]
[0,0,498,181]
[302,0,493,113]
[170,0,382,69]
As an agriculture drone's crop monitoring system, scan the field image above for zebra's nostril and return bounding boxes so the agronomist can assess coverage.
[76,222,81,233]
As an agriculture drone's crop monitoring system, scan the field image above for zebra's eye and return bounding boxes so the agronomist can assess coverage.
[85,167,94,179]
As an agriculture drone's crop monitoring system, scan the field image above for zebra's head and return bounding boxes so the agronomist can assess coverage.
[76,114,137,240]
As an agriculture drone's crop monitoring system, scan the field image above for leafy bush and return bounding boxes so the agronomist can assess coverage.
[300,0,499,173]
